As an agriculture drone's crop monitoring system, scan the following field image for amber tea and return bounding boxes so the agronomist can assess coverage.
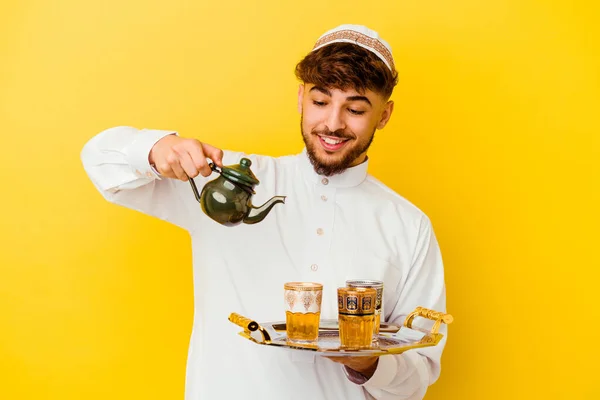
[284,282,323,343]
[285,310,320,341]
[346,280,383,339]
[337,287,377,349]
[338,313,375,349]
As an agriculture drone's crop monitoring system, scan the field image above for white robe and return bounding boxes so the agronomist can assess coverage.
[80,126,448,400]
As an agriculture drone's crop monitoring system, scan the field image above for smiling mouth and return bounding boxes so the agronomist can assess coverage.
[317,135,351,151]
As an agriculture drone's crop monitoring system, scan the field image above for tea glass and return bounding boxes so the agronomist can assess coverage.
[346,280,383,340]
[337,287,377,349]
[284,282,323,344]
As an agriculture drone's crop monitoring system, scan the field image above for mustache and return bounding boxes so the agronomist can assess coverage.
[311,128,354,140]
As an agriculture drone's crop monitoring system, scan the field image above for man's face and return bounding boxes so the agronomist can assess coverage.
[298,84,394,176]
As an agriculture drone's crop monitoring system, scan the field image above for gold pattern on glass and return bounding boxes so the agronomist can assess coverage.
[337,287,377,349]
[284,282,323,344]
[346,280,383,339]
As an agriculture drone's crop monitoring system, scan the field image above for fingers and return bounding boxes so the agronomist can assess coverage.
[177,150,201,179]
[324,356,378,373]
[150,135,224,181]
[185,141,213,177]
[166,152,188,181]
[201,142,224,167]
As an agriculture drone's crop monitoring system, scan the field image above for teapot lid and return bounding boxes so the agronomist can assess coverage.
[220,158,260,188]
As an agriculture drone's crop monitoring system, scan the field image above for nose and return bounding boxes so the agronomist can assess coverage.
[324,109,346,133]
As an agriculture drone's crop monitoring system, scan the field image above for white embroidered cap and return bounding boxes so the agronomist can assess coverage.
[312,24,395,72]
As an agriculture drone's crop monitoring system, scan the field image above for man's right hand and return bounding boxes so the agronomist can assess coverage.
[149,134,224,181]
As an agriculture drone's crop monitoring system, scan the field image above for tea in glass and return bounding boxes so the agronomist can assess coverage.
[284,282,323,343]
[346,280,383,339]
[337,287,377,349]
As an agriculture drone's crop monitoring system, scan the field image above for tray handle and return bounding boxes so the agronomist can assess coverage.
[229,313,259,331]
[403,307,453,335]
[228,313,272,344]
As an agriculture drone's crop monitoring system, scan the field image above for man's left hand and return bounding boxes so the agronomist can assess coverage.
[327,356,379,379]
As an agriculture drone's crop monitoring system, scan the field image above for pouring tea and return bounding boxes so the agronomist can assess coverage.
[188,157,286,226]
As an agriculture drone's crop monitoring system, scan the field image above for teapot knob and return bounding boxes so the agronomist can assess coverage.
[240,158,252,168]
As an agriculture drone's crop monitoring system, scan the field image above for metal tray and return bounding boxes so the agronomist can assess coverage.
[228,307,453,357]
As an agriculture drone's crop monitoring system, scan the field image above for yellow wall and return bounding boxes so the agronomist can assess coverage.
[1,1,599,399]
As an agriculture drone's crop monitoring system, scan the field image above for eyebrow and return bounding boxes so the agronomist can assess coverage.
[309,86,372,107]
[346,95,372,107]
[310,86,332,96]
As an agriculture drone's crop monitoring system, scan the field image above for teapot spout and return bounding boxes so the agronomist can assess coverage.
[243,196,286,224]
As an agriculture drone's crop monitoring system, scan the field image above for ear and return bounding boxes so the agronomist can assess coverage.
[376,100,394,129]
[297,84,304,114]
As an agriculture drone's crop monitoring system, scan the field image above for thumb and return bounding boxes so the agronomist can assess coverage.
[201,142,224,167]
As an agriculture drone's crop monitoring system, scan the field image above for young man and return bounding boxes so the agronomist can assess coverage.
[81,24,447,400]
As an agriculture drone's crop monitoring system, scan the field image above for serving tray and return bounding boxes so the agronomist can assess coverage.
[228,307,453,357]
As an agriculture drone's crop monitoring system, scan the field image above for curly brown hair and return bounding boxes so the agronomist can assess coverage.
[295,42,398,100]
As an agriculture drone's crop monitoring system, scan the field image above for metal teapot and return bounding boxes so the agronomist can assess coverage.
[188,158,286,227]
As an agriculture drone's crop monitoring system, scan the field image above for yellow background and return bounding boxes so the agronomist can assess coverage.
[1,0,599,399]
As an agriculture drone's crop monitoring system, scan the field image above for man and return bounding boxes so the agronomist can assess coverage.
[81,24,447,400]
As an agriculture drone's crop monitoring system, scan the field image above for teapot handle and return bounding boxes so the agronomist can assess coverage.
[208,162,221,174]
[188,161,221,203]
[188,176,201,202]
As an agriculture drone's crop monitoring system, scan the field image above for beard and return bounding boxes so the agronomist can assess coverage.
[301,115,376,177]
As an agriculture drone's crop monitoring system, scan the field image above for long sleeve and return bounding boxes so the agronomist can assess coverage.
[80,126,199,232]
[354,216,448,400]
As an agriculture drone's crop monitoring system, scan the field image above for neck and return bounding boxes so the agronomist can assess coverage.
[349,153,368,168]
